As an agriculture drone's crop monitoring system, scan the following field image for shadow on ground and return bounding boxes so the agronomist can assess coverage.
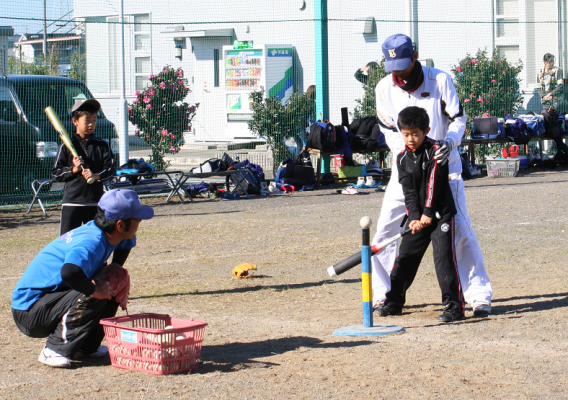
[130,278,360,300]
[198,336,373,373]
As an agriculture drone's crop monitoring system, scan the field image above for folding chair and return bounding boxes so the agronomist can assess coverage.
[27,179,63,215]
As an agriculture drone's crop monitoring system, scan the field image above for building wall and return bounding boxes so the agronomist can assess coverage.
[74,0,560,142]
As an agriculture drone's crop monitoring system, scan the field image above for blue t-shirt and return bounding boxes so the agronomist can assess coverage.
[12,220,136,311]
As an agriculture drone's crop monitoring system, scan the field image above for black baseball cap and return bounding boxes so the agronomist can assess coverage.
[71,99,101,113]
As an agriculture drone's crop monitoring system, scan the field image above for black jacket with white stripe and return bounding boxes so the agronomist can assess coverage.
[396,137,456,223]
[51,133,115,204]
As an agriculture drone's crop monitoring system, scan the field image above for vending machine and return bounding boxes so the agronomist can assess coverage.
[223,42,293,139]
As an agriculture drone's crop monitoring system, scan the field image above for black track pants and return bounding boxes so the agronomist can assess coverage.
[12,289,118,358]
[60,205,98,235]
[385,218,464,312]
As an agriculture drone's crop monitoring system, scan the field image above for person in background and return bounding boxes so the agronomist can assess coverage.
[537,53,568,162]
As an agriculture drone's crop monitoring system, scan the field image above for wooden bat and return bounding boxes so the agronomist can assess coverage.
[327,229,412,277]
[45,106,95,184]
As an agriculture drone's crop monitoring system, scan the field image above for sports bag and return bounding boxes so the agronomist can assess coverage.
[192,158,222,173]
[472,116,504,139]
[504,116,531,145]
[518,114,545,136]
[278,150,315,188]
[306,121,336,152]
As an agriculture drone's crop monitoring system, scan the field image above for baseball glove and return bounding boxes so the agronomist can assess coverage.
[232,263,257,279]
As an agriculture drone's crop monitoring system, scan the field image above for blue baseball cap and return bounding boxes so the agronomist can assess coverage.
[382,34,415,72]
[98,189,154,221]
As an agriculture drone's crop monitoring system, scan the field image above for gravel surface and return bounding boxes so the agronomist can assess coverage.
[1,168,568,399]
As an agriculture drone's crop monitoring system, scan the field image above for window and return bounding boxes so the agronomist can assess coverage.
[496,0,518,15]
[214,49,220,87]
[135,57,151,91]
[134,14,150,52]
[497,19,519,38]
[134,14,151,93]
[497,45,519,63]
[0,86,18,122]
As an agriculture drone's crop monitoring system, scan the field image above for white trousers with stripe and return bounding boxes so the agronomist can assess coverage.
[371,173,493,307]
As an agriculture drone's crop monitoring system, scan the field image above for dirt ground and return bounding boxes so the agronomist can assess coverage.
[1,168,568,399]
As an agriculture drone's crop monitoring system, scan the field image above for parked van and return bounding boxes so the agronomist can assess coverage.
[0,75,119,195]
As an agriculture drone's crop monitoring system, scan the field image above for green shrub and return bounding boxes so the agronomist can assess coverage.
[451,48,523,136]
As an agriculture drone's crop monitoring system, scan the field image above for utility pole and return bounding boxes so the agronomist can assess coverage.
[43,0,48,57]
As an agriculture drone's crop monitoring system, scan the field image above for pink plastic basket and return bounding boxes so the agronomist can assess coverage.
[100,313,207,375]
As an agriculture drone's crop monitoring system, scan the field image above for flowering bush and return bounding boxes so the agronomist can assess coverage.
[128,66,199,171]
[451,48,523,135]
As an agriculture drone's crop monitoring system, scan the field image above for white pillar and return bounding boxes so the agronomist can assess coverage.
[119,0,129,164]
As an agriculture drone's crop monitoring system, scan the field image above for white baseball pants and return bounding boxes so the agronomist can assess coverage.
[371,174,493,307]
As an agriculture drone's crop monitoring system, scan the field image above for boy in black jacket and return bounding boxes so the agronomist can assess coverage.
[52,99,115,235]
[376,106,465,322]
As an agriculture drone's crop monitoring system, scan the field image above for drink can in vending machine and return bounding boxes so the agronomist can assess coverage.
[333,155,344,173]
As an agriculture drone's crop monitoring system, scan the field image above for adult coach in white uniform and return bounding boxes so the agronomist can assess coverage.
[371,34,492,316]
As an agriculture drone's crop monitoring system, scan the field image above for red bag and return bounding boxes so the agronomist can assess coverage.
[509,145,519,157]
[502,146,509,158]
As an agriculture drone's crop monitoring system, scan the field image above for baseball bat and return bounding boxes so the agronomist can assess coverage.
[45,106,95,184]
[327,229,412,277]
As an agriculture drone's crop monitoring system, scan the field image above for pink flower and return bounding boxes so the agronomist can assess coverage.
[160,81,166,89]
[135,129,140,134]
[477,96,483,103]
[150,89,156,96]
[178,69,184,77]
[162,129,168,137]
[464,99,471,103]
[146,104,152,109]
[143,96,151,104]
[170,146,176,151]
[456,66,462,72]
[135,91,140,96]
[483,112,489,117]
[146,135,150,139]
[503,71,506,74]
[149,74,155,80]
[470,93,475,98]
[491,79,497,83]
[471,59,478,65]
[175,147,180,153]
[170,134,176,139]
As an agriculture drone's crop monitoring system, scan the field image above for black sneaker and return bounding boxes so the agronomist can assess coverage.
[375,304,403,317]
[438,306,465,323]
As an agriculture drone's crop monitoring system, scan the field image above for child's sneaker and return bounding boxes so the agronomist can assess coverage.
[438,305,465,322]
[365,176,377,187]
[341,187,359,195]
[38,346,71,368]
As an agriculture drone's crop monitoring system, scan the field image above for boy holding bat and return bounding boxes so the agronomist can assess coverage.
[376,106,465,322]
[52,99,115,235]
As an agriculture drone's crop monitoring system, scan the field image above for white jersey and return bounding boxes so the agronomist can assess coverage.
[375,66,466,175]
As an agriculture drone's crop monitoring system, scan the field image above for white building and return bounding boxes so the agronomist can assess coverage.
[73,0,566,145]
